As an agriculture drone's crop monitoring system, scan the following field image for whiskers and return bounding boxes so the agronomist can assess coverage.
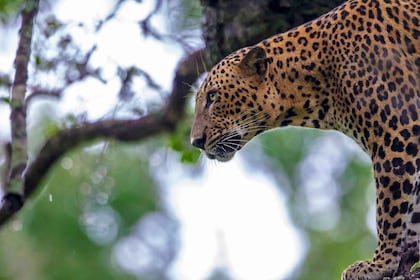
[212,110,271,156]
[182,81,197,92]
[232,110,271,137]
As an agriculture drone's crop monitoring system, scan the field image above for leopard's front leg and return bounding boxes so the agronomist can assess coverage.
[342,152,420,280]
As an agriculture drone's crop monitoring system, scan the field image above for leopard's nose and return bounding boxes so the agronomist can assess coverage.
[191,134,206,150]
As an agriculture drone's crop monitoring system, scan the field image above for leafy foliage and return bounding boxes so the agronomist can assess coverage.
[0,0,22,23]
[167,118,201,164]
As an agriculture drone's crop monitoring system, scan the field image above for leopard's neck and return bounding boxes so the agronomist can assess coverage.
[256,3,380,154]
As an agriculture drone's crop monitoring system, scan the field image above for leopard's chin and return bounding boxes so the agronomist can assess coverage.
[205,151,235,162]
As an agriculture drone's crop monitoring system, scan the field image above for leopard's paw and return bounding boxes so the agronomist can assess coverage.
[342,260,395,280]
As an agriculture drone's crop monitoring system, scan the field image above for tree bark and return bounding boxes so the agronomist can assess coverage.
[8,0,39,192]
[200,0,343,64]
[0,0,39,224]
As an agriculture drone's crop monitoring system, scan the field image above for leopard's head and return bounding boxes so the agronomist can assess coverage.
[190,46,276,161]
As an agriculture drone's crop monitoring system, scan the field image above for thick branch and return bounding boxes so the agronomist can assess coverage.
[24,114,170,198]
[0,48,209,226]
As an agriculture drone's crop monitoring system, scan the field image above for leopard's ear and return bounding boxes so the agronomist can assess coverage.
[238,46,267,79]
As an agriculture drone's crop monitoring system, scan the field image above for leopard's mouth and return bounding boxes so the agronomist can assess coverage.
[205,150,235,162]
[205,134,243,162]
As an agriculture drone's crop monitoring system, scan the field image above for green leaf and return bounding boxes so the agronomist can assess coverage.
[411,257,420,272]
[35,55,41,66]
[44,120,60,137]
[181,148,201,164]
[0,0,23,23]
[168,134,183,152]
[0,96,10,104]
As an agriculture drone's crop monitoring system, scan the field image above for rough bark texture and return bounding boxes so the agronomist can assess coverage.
[200,0,343,64]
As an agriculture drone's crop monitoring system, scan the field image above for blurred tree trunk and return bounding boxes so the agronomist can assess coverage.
[201,0,344,64]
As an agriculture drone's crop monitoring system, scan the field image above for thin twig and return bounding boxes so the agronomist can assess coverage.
[25,88,62,104]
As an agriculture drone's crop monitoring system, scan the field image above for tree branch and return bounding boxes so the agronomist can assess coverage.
[0,48,209,226]
[8,0,39,192]
[0,0,39,223]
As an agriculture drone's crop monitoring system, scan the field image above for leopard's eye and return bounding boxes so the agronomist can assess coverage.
[206,90,217,108]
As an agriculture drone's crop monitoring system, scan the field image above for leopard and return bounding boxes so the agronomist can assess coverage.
[190,0,420,279]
